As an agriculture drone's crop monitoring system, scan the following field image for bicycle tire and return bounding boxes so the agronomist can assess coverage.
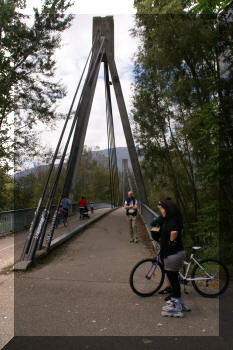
[129,258,165,297]
[63,217,68,227]
[191,258,229,298]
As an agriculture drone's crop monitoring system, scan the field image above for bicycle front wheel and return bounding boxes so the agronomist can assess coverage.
[191,258,229,298]
[129,258,165,297]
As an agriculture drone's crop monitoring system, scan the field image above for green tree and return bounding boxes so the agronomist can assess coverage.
[133,0,232,14]
[133,0,187,14]
[190,0,232,14]
[0,0,74,210]
[72,147,113,204]
[0,164,13,211]
[0,0,74,165]
[131,4,233,258]
[13,147,118,210]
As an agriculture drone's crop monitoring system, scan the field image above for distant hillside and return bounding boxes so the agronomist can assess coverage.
[93,147,136,171]
[14,164,50,179]
[14,147,143,178]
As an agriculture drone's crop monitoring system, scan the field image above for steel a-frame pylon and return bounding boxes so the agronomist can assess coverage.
[63,16,148,205]
[16,16,148,270]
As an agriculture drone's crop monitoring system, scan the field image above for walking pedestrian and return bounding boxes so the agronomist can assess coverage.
[78,196,89,219]
[124,191,138,243]
[60,196,72,221]
[90,202,94,214]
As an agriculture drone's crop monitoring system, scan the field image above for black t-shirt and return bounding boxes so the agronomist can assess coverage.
[151,215,184,258]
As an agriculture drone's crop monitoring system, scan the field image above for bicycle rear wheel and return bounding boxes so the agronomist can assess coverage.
[63,216,68,227]
[191,258,229,298]
[129,258,165,297]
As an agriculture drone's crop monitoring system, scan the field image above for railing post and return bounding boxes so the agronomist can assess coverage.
[140,202,159,252]
[10,212,14,232]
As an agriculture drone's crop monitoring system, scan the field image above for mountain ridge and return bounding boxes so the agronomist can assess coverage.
[14,147,142,178]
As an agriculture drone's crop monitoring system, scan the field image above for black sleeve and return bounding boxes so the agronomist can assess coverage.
[150,215,163,227]
[169,219,182,232]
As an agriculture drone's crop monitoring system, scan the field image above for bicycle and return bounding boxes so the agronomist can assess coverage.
[129,242,229,298]
[55,207,68,228]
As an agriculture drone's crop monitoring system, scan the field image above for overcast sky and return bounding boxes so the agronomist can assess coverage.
[24,1,138,153]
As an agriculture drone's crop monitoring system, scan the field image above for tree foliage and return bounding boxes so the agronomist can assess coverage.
[0,0,74,212]
[190,0,232,14]
[13,148,118,211]
[0,0,74,167]
[132,1,233,262]
[133,0,232,14]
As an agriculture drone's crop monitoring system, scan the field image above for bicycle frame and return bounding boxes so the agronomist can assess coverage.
[130,242,228,299]
[146,255,160,279]
[179,253,214,281]
[151,245,214,282]
[56,209,67,226]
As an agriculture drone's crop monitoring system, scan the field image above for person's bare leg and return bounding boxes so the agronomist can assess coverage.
[164,274,171,287]
[131,216,137,242]
[128,216,134,242]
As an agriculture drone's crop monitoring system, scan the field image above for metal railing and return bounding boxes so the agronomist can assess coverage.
[140,203,159,250]
[0,202,113,236]
[0,201,157,238]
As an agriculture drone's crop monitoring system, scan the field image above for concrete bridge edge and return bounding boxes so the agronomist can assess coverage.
[13,207,118,271]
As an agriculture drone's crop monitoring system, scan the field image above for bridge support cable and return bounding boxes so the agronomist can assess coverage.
[104,60,120,208]
[17,16,148,269]
[43,38,106,252]
[127,168,139,199]
[121,158,140,207]
[27,37,105,260]
[62,40,105,199]
[37,38,105,252]
[107,58,148,205]
[20,37,97,260]
[62,17,147,205]
[122,159,128,204]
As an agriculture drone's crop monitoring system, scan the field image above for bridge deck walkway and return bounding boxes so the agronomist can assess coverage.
[0,208,110,273]
[13,208,219,337]
[0,208,110,348]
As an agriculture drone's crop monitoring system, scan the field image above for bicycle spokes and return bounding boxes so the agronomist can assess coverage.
[146,263,157,280]
[132,260,163,295]
[193,260,224,295]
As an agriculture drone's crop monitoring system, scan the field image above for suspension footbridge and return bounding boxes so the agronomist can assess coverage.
[0,17,220,345]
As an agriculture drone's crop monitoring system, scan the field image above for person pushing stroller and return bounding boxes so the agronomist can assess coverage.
[78,196,89,219]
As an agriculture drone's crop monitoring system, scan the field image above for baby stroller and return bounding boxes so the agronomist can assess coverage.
[79,206,90,220]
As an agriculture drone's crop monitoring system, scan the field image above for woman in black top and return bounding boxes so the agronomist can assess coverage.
[151,198,189,317]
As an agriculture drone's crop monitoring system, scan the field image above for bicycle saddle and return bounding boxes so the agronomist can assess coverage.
[186,246,202,250]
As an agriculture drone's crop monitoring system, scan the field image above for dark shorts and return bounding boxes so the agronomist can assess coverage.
[62,208,68,218]
[164,250,186,272]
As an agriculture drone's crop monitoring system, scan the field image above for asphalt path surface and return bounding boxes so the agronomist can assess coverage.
[0,208,110,349]
[0,208,110,273]
[0,272,13,349]
[11,208,219,338]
